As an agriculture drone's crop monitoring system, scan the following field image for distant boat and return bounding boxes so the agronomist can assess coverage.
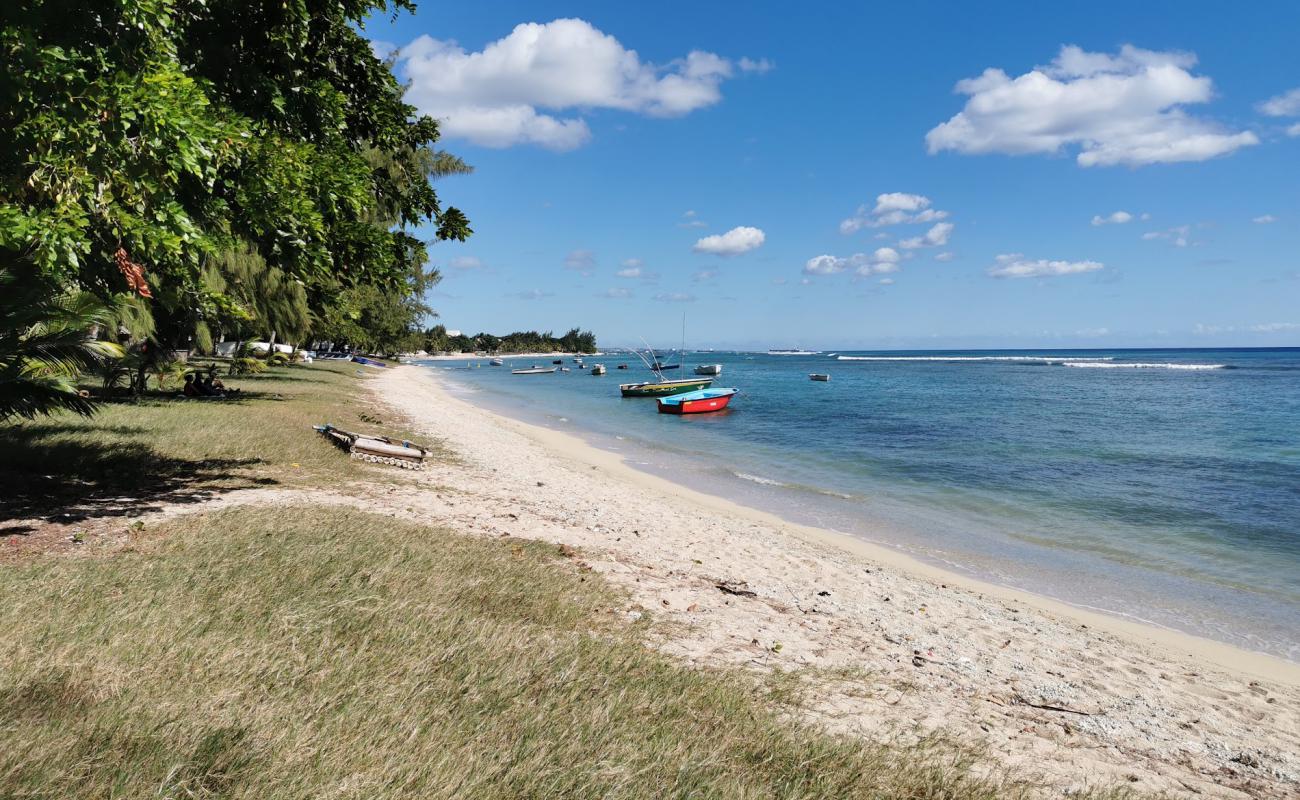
[617,364,629,369]
[768,348,819,355]
[490,358,504,366]
[651,361,680,371]
[620,377,713,397]
[560,367,571,372]
[809,373,830,382]
[693,364,722,376]
[552,359,563,365]
[512,366,557,375]
[591,364,607,375]
[657,387,738,415]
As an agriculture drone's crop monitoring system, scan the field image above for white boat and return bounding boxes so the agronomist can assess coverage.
[769,348,819,355]
[511,366,557,375]
[693,364,722,376]
[489,358,504,366]
[591,364,607,375]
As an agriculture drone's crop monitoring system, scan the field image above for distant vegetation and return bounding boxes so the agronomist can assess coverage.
[424,325,597,354]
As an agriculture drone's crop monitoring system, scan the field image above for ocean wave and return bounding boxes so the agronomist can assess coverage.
[837,355,1114,363]
[1062,362,1228,370]
[733,472,788,487]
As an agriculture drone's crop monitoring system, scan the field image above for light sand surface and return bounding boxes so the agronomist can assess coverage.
[361,364,1297,798]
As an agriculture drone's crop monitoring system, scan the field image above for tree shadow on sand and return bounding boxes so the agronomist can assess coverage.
[0,426,278,524]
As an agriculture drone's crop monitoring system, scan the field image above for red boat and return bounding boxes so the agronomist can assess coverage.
[656,387,738,415]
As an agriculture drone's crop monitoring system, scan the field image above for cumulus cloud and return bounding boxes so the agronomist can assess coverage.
[899,222,953,249]
[803,247,901,277]
[987,253,1104,278]
[1142,224,1191,246]
[1259,88,1300,117]
[652,291,695,303]
[448,256,483,270]
[1253,214,1277,224]
[1091,211,1134,226]
[392,19,768,149]
[693,226,765,256]
[564,249,596,272]
[840,193,950,233]
[934,251,955,262]
[598,287,632,299]
[926,45,1258,167]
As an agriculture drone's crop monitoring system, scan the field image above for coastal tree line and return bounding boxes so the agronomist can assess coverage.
[423,326,597,355]
[1,0,469,419]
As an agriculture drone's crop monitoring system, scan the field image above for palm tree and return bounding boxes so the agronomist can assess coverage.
[0,265,124,421]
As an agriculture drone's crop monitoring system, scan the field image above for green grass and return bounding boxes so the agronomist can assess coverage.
[0,506,1088,800]
[0,361,433,525]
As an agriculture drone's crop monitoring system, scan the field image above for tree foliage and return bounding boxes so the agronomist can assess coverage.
[0,0,471,408]
[424,326,597,355]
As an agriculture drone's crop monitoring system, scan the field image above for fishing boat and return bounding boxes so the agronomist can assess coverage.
[809,373,830,381]
[490,358,504,366]
[591,364,607,375]
[656,388,738,415]
[693,364,722,376]
[512,366,557,375]
[620,377,713,397]
[650,361,680,371]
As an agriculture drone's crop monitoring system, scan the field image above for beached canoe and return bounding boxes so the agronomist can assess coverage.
[314,424,429,469]
[619,377,713,397]
[656,388,738,415]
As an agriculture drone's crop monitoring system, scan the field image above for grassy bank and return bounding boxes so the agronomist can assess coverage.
[0,361,429,531]
[0,505,1086,799]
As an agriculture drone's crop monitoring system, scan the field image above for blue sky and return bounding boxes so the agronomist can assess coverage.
[365,1,1299,350]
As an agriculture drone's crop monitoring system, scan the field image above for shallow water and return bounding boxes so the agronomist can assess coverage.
[418,348,1300,661]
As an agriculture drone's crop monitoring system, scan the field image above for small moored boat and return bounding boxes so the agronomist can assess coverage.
[809,373,830,382]
[490,358,504,366]
[512,366,557,375]
[591,364,607,375]
[656,388,739,415]
[620,377,713,397]
[693,364,722,376]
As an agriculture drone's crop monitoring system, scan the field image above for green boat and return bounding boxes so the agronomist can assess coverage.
[619,377,713,397]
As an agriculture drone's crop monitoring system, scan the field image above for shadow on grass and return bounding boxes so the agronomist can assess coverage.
[0,427,277,524]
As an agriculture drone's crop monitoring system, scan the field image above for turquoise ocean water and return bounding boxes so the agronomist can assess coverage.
[418,349,1300,661]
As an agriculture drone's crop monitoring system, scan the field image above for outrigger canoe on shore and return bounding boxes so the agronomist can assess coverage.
[619,377,712,397]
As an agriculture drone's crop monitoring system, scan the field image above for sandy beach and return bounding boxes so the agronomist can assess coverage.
[363,364,1299,799]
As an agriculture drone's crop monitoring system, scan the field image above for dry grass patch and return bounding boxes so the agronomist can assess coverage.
[0,505,1143,799]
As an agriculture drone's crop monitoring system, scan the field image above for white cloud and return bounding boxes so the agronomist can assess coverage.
[1289,123,1300,137]
[448,256,483,270]
[678,210,707,228]
[652,291,695,303]
[926,45,1259,167]
[1076,327,1110,337]
[803,247,901,276]
[1142,224,1191,247]
[899,221,953,249]
[616,267,642,278]
[934,251,955,262]
[693,269,718,282]
[1259,88,1300,117]
[564,249,596,271]
[987,253,1104,278]
[511,289,554,299]
[1252,215,1277,224]
[393,20,768,149]
[598,287,632,299]
[738,57,774,74]
[693,226,765,256]
[1091,211,1134,226]
[878,277,895,285]
[840,193,950,233]
[1251,322,1300,332]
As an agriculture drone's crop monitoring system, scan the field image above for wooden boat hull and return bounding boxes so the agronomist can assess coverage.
[620,378,712,397]
[657,388,738,415]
